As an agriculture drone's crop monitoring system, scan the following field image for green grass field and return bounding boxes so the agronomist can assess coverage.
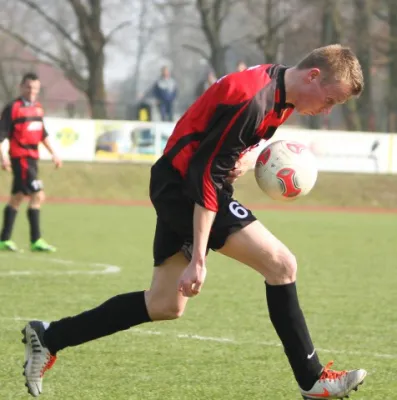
[1,162,397,208]
[0,163,396,399]
[0,201,396,400]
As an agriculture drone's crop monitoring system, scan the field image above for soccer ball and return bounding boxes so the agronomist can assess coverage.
[254,140,318,201]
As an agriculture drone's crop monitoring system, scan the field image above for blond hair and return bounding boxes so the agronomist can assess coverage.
[296,44,364,96]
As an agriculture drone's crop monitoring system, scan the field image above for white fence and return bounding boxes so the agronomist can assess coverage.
[264,127,395,174]
[7,117,396,174]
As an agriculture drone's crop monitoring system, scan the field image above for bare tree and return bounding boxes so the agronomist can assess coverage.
[0,3,37,105]
[353,0,374,131]
[151,0,229,108]
[313,0,341,129]
[191,0,236,77]
[0,52,36,105]
[130,1,157,104]
[371,0,396,131]
[320,0,362,131]
[0,0,130,118]
[246,0,295,63]
[117,0,162,119]
[386,0,397,131]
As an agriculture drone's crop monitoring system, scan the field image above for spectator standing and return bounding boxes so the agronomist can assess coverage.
[153,66,178,122]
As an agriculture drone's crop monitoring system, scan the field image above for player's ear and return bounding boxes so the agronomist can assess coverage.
[306,68,320,83]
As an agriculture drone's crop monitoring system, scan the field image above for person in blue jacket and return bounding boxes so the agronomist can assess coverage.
[152,66,178,122]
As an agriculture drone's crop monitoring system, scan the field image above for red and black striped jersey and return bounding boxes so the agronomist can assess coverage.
[0,97,48,159]
[163,64,294,212]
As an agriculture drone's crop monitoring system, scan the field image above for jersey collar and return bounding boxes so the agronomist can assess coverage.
[20,97,36,107]
[274,66,294,117]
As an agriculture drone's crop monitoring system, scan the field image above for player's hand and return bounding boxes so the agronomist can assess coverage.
[52,155,62,169]
[1,158,11,172]
[179,260,207,297]
[227,149,259,183]
[227,159,248,183]
[227,167,242,183]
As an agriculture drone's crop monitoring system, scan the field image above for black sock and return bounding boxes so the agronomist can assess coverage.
[43,291,151,354]
[0,205,18,241]
[27,208,41,243]
[265,282,323,391]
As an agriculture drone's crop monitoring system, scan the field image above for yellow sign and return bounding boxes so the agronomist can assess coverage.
[55,127,79,147]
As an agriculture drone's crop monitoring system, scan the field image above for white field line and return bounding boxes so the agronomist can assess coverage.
[131,329,397,360]
[4,317,397,360]
[0,254,121,276]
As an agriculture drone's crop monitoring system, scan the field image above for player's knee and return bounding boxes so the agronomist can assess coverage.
[30,191,45,206]
[9,194,24,209]
[38,190,45,203]
[265,247,297,285]
[150,302,185,321]
[161,303,185,320]
[145,291,185,321]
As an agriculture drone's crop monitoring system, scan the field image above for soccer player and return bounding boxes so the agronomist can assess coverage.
[0,73,61,252]
[22,45,366,399]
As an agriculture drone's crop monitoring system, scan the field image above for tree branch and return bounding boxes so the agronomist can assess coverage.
[0,26,63,66]
[268,14,290,35]
[58,36,86,88]
[68,0,89,21]
[217,0,235,25]
[104,21,132,44]
[224,33,253,48]
[0,61,15,100]
[17,0,84,52]
[182,43,209,61]
[67,0,91,40]
[153,0,192,10]
[0,25,86,92]
[196,0,219,49]
[213,0,222,23]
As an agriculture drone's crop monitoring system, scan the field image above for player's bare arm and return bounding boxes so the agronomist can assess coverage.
[0,105,11,171]
[227,145,263,183]
[41,137,62,168]
[0,140,10,171]
[179,204,215,297]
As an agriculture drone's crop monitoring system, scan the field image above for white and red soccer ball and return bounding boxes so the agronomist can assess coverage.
[255,140,318,201]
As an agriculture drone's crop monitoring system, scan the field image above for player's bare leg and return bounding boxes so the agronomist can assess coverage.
[145,251,190,320]
[0,193,24,251]
[218,220,366,399]
[22,251,189,397]
[8,193,25,208]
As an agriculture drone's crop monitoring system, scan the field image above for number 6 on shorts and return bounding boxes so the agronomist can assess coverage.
[229,201,249,219]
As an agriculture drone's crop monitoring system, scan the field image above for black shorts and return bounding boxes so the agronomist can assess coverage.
[150,157,256,266]
[11,157,43,195]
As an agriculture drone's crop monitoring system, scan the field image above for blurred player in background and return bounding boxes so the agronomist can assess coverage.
[22,45,366,400]
[0,72,61,252]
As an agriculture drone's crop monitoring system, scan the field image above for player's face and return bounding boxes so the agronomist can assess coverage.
[161,67,170,78]
[295,70,351,116]
[20,79,41,103]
